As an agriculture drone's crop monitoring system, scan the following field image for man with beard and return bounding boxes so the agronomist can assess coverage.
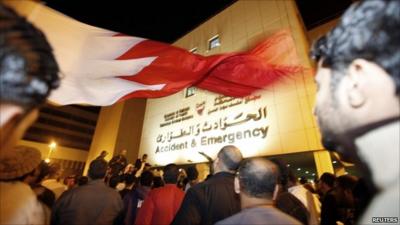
[310,0,399,224]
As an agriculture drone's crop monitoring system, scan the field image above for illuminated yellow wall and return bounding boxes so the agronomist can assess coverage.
[139,0,324,166]
[18,140,88,162]
[83,102,124,174]
[114,99,147,163]
[83,99,147,174]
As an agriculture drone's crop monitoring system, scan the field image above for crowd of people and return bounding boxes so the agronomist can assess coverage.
[0,143,378,225]
[0,142,381,225]
[0,0,399,224]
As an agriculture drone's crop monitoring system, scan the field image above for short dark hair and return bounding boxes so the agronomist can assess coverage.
[0,5,59,109]
[269,158,289,189]
[36,161,50,183]
[140,170,154,187]
[336,175,357,190]
[124,174,136,186]
[108,175,120,188]
[299,176,308,185]
[238,158,278,199]
[152,176,164,188]
[186,166,198,181]
[88,159,107,180]
[163,163,179,184]
[319,172,336,188]
[310,0,400,95]
[77,176,89,186]
[288,170,298,184]
[218,145,243,171]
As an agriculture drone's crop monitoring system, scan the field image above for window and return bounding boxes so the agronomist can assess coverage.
[185,86,196,98]
[208,35,221,50]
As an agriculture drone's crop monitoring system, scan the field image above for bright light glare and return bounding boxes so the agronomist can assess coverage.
[49,141,57,149]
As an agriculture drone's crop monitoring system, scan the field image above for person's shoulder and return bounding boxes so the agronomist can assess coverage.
[148,185,181,196]
[183,182,206,199]
[188,179,209,193]
[84,180,115,193]
[0,181,38,203]
[105,185,122,196]
[1,181,30,191]
[146,187,160,196]
[209,172,235,183]
[101,185,123,204]
[170,185,185,197]
[55,186,77,203]
[219,207,302,225]
[323,190,338,203]
[288,185,305,193]
[215,211,244,225]
[267,207,303,225]
[189,176,229,192]
[276,191,300,204]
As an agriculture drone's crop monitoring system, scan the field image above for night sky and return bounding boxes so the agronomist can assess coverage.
[45,0,237,43]
[45,0,352,43]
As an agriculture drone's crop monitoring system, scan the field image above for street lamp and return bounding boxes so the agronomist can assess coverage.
[46,141,57,163]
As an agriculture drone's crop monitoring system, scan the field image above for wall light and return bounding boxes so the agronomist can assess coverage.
[46,141,57,162]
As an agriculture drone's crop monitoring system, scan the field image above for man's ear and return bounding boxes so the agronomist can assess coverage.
[0,104,24,153]
[234,176,240,194]
[346,59,368,108]
[213,157,219,171]
[0,104,24,128]
[1,108,38,153]
[272,184,280,201]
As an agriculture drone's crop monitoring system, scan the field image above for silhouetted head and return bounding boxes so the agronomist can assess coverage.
[213,145,243,173]
[237,158,279,199]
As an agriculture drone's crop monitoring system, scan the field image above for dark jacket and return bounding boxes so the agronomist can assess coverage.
[320,189,338,225]
[134,159,143,170]
[171,172,240,225]
[51,179,123,225]
[275,192,310,225]
[31,184,56,209]
[321,188,355,225]
[109,155,127,176]
[122,185,151,225]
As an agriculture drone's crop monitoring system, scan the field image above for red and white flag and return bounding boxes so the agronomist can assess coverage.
[8,1,302,106]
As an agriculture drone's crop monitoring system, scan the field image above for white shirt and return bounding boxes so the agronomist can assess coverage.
[356,121,400,224]
[0,181,46,225]
[41,179,67,199]
[288,185,321,225]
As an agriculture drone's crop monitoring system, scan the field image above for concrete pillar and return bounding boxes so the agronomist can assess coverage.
[313,150,334,178]
[335,166,346,176]
[83,99,146,175]
[114,99,147,165]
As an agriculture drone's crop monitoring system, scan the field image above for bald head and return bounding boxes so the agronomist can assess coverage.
[238,158,279,199]
[217,145,243,171]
